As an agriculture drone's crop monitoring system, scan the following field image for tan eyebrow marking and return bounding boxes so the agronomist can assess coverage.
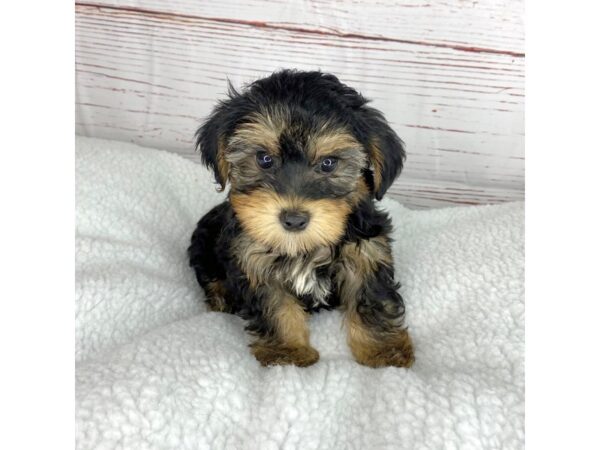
[228,110,288,155]
[307,128,363,162]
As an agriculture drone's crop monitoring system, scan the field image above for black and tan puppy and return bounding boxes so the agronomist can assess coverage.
[188,70,414,368]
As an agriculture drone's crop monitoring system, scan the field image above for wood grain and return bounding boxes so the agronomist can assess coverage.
[77,0,525,55]
[75,0,524,208]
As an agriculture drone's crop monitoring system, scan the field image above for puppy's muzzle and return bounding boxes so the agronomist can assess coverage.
[280,210,310,232]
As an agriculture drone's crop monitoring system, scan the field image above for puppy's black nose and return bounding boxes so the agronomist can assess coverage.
[280,210,310,231]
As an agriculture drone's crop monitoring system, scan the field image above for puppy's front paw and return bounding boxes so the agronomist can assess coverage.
[351,329,415,368]
[251,342,320,367]
[356,343,415,368]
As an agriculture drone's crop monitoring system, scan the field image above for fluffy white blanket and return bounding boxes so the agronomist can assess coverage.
[75,136,524,449]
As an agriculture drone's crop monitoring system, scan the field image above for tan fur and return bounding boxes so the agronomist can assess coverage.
[251,292,319,367]
[307,128,362,162]
[339,236,393,276]
[228,110,287,156]
[231,190,351,256]
[269,293,310,347]
[346,310,414,368]
[232,234,279,288]
[348,178,371,206]
[335,237,391,313]
[370,140,385,194]
[205,281,228,312]
[216,136,230,190]
[251,342,319,367]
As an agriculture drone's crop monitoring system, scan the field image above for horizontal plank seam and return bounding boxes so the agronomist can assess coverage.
[75,2,525,58]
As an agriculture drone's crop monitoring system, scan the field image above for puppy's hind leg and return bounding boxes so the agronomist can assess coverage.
[188,202,233,313]
[204,280,231,313]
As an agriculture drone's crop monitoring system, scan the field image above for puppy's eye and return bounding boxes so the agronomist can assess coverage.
[320,157,338,173]
[256,151,274,169]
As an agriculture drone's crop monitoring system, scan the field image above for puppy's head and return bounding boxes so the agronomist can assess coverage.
[196,70,405,255]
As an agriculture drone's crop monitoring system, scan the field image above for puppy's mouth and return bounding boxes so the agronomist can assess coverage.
[230,190,351,255]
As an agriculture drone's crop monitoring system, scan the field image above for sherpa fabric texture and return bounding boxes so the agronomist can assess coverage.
[75,136,524,450]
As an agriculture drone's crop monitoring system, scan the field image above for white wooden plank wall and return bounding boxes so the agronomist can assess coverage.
[75,0,524,208]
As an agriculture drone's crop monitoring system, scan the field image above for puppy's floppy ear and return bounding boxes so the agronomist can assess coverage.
[361,107,406,200]
[195,107,230,191]
[315,72,405,200]
[195,83,244,191]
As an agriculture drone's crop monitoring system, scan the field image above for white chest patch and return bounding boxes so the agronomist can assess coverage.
[234,234,334,307]
[287,267,332,305]
[278,247,333,307]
